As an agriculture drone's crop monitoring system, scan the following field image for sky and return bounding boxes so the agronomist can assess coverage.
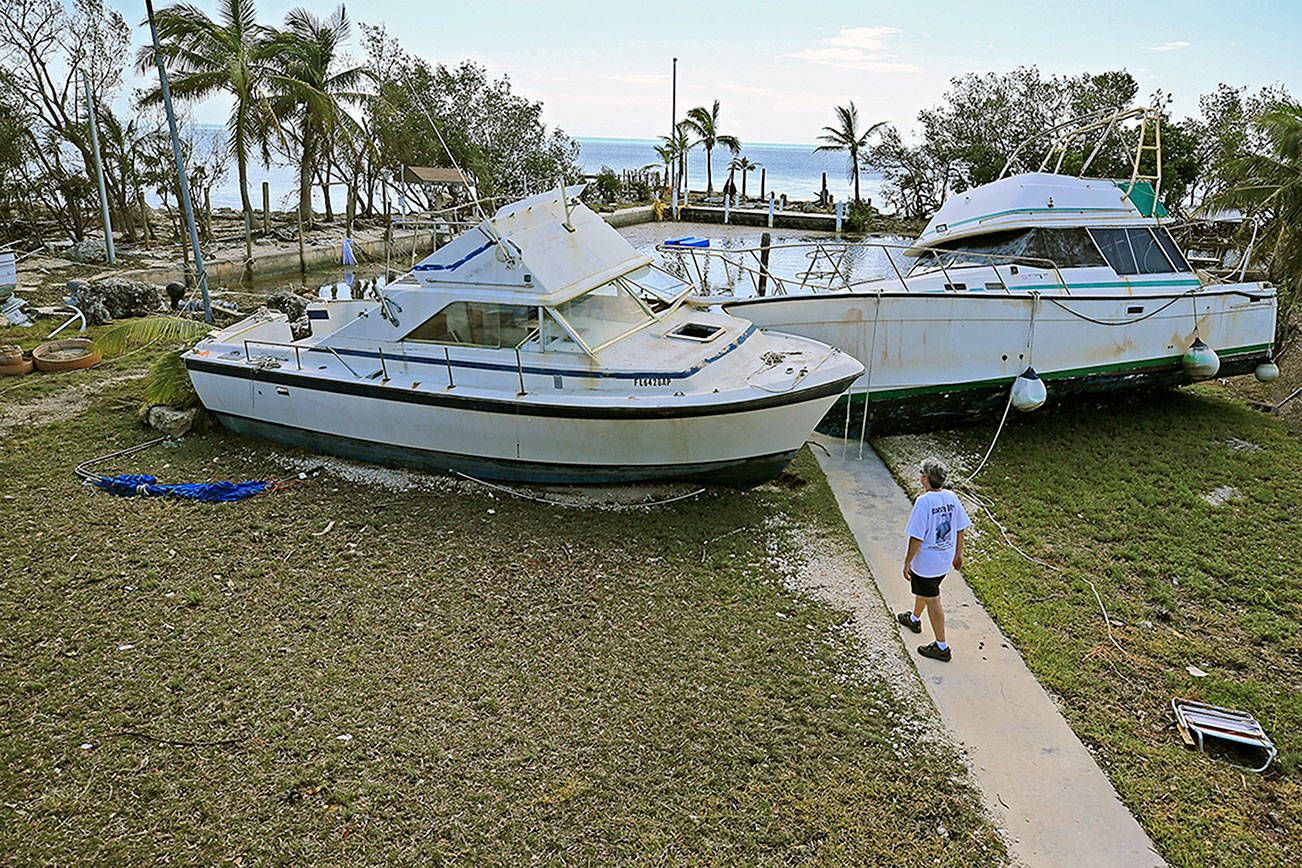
[110,0,1301,145]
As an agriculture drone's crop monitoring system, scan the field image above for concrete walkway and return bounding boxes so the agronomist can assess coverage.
[812,436,1164,867]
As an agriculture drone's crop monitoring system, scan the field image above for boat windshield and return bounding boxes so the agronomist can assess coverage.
[547,281,656,352]
[618,264,691,305]
[922,227,1106,271]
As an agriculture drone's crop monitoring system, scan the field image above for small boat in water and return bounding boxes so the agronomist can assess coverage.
[670,111,1278,432]
[184,187,863,484]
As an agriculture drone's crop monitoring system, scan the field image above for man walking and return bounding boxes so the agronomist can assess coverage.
[898,458,970,662]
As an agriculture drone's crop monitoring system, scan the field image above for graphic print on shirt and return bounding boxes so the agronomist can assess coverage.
[935,512,952,547]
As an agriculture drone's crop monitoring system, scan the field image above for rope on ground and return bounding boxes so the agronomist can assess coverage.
[965,489,1130,661]
[451,468,707,509]
[74,436,309,502]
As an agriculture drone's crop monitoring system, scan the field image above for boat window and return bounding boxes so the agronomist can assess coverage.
[621,264,690,305]
[1154,227,1192,272]
[549,282,655,352]
[402,301,539,348]
[932,228,1105,269]
[1127,228,1175,273]
[1088,228,1139,275]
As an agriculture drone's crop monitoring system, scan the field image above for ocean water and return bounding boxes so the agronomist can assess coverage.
[577,137,883,203]
[183,128,884,213]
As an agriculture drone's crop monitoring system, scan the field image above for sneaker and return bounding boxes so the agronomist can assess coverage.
[897,612,922,634]
[918,642,952,662]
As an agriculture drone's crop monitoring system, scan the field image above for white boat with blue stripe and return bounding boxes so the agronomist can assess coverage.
[183,187,863,484]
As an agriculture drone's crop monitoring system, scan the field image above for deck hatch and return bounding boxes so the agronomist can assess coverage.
[668,322,724,342]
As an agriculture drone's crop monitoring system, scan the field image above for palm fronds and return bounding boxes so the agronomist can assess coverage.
[813,102,886,202]
[97,316,212,357]
[145,349,200,407]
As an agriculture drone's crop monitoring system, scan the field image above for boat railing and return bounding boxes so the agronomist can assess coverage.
[655,239,1070,297]
[239,338,513,393]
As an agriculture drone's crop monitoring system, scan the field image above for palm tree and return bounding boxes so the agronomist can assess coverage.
[656,124,696,196]
[1211,100,1302,320]
[729,156,761,200]
[136,0,274,227]
[814,101,885,204]
[681,100,740,195]
[266,5,368,227]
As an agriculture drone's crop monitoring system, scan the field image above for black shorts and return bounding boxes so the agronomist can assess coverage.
[910,570,945,598]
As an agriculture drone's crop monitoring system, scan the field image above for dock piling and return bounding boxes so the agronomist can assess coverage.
[767,194,775,228]
[262,182,270,234]
[758,231,771,296]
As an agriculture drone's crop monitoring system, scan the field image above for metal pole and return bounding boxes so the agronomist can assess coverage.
[144,0,212,324]
[671,57,677,193]
[82,71,115,265]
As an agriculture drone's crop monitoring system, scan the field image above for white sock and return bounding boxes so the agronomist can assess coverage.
[909,613,921,624]
[936,641,948,650]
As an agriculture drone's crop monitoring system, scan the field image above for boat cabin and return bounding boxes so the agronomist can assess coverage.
[904,173,1195,289]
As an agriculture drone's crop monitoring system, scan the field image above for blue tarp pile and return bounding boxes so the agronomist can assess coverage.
[92,473,272,502]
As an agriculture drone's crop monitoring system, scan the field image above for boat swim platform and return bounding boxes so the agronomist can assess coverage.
[812,435,1165,868]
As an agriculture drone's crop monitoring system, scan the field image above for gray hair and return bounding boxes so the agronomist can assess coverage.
[920,457,947,489]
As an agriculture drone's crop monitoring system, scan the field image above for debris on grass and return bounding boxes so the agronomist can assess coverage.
[1200,485,1246,507]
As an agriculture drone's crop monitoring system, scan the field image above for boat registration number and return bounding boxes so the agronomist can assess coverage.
[634,376,672,387]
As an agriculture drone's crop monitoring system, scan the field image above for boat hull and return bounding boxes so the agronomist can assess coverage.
[726,286,1275,433]
[211,411,799,485]
[187,359,855,486]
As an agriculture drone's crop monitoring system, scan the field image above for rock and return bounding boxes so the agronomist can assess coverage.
[147,405,201,438]
[265,288,308,322]
[73,278,164,324]
[64,238,109,263]
[1200,485,1245,508]
[289,315,311,340]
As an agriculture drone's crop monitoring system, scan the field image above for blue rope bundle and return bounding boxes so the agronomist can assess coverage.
[92,473,272,502]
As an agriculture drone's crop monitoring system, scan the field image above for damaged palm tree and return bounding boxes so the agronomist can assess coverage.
[97,316,212,407]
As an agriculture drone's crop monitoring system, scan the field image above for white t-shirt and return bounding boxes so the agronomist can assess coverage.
[905,489,971,579]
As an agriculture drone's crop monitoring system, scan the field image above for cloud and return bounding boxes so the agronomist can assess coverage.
[780,26,924,73]
[1141,41,1191,51]
[823,26,899,51]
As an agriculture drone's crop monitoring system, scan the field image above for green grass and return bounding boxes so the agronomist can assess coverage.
[0,358,1004,865]
[875,388,1302,867]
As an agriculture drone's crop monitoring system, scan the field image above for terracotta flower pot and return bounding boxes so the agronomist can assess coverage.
[0,357,34,376]
[33,338,102,373]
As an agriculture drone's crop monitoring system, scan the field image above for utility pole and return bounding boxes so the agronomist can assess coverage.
[671,57,678,193]
[82,71,115,265]
[144,0,213,324]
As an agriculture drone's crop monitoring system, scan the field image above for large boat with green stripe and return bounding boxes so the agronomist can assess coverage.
[689,112,1279,433]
